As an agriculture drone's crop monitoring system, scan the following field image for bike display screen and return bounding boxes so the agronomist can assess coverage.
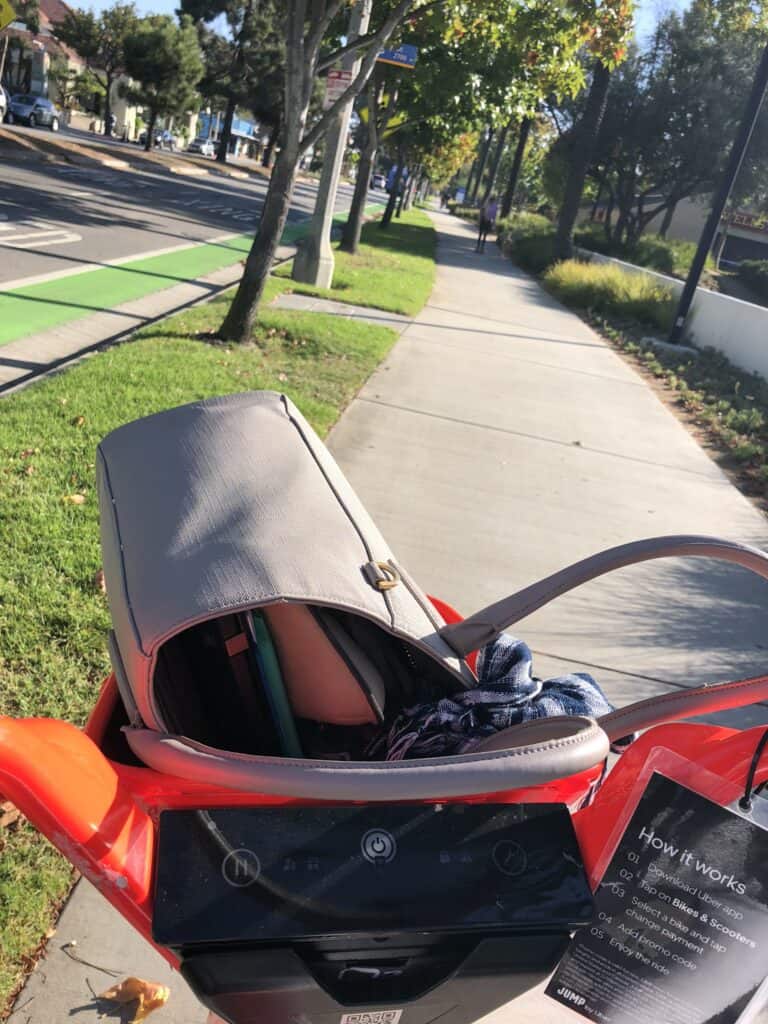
[153,802,593,946]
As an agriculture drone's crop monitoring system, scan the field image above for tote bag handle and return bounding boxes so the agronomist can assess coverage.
[439,535,768,656]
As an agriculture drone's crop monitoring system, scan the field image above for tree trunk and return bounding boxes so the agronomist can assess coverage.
[217,95,237,164]
[262,122,279,167]
[464,158,478,202]
[470,127,494,204]
[381,154,404,228]
[589,177,604,221]
[712,212,733,269]
[500,117,531,219]
[218,143,301,343]
[603,187,615,243]
[341,145,375,253]
[341,77,380,254]
[103,72,113,136]
[482,122,509,205]
[614,206,630,248]
[657,198,678,239]
[403,162,419,211]
[144,110,157,152]
[554,60,611,262]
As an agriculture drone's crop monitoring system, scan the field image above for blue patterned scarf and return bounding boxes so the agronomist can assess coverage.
[368,632,616,760]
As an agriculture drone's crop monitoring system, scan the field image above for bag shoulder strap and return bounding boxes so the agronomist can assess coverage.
[439,535,768,656]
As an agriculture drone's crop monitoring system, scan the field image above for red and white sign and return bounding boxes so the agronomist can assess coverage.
[324,69,352,109]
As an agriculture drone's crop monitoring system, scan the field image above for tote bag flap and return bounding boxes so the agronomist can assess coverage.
[97,391,474,733]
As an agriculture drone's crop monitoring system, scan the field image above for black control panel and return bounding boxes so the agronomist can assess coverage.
[153,802,593,946]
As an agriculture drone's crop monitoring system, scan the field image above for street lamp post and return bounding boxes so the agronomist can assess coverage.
[668,40,768,344]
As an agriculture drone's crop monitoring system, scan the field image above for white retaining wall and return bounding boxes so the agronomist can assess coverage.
[576,247,768,380]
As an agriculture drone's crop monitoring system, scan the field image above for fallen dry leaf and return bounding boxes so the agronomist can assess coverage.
[19,448,38,459]
[24,465,35,476]
[278,372,288,382]
[72,415,86,427]
[99,978,170,1024]
[63,493,86,505]
[93,569,106,594]
[0,801,20,829]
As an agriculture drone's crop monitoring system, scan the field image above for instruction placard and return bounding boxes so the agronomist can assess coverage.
[547,773,768,1024]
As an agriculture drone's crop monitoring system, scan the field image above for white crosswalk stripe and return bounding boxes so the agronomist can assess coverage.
[0,217,82,247]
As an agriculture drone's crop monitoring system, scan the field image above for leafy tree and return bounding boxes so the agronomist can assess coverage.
[498,114,555,213]
[372,0,595,229]
[551,0,634,260]
[553,59,612,259]
[181,0,283,164]
[15,0,39,32]
[547,0,768,255]
[47,57,103,120]
[340,69,388,253]
[54,2,138,136]
[217,0,420,343]
[1,0,39,92]
[422,131,478,187]
[122,14,203,151]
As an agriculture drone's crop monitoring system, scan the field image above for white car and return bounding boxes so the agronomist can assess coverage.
[0,86,7,122]
[187,137,216,157]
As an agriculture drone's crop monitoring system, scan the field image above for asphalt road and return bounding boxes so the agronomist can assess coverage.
[0,151,376,286]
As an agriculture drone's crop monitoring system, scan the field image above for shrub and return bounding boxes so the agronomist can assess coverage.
[632,236,701,278]
[510,232,557,274]
[447,202,480,221]
[573,223,704,279]
[543,259,675,331]
[497,210,552,242]
[739,260,768,302]
[497,211,555,274]
[573,222,613,256]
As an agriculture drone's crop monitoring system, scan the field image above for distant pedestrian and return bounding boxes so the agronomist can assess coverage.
[476,194,498,252]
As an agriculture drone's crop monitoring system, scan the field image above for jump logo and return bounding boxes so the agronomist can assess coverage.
[556,987,587,1008]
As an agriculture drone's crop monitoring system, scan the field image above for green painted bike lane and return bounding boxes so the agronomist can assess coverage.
[0,206,383,348]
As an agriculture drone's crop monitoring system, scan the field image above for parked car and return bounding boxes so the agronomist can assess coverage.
[371,172,387,190]
[187,136,216,157]
[0,86,8,122]
[6,94,60,130]
[136,127,163,148]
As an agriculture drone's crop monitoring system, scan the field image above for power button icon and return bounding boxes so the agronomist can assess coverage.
[361,828,397,864]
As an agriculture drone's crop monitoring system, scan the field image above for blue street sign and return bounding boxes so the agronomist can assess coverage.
[377,44,417,69]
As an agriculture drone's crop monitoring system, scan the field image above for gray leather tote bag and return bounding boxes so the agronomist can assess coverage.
[97,391,768,801]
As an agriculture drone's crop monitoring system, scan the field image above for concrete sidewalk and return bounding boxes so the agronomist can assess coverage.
[9,209,768,1024]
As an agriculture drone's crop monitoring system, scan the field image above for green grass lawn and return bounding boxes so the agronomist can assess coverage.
[274,207,436,315]
[0,208,435,1012]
